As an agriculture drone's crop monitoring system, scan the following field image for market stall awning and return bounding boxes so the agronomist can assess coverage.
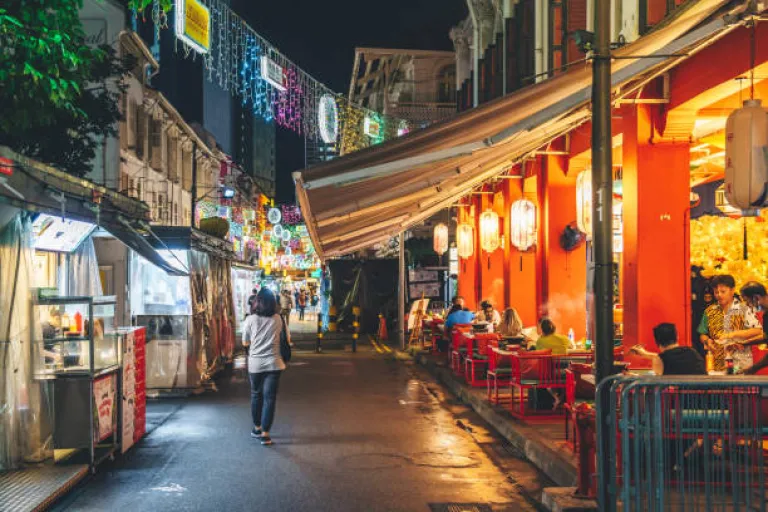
[103,224,189,276]
[294,0,738,259]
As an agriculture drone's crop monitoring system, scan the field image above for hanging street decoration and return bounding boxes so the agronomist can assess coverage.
[197,197,320,274]
[267,207,282,225]
[133,0,407,147]
[318,94,339,144]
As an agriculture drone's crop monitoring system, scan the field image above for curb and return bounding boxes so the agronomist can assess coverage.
[414,353,578,488]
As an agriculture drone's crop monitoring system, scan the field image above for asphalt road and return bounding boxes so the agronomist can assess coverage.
[55,346,548,512]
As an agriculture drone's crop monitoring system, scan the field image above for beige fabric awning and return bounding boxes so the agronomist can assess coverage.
[295,0,737,259]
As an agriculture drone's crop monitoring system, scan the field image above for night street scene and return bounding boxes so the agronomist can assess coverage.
[1,0,768,510]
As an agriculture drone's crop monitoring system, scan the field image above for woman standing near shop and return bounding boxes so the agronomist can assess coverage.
[698,274,762,372]
[242,288,287,446]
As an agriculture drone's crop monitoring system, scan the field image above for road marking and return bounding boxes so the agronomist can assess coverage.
[368,335,384,353]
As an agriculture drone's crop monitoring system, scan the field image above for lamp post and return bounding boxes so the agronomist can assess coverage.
[592,0,615,508]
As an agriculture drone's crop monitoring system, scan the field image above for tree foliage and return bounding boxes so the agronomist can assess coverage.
[0,0,131,177]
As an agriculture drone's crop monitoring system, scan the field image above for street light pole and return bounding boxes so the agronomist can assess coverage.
[592,0,615,508]
[591,0,614,391]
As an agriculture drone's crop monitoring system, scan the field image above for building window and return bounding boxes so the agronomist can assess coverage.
[148,118,163,171]
[437,65,456,103]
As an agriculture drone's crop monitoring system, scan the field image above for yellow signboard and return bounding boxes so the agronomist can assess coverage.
[175,0,210,54]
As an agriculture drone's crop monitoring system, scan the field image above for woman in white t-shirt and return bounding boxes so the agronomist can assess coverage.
[242,288,289,446]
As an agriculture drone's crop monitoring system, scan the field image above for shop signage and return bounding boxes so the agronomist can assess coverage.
[0,157,13,176]
[175,0,211,54]
[260,56,286,91]
[449,247,459,276]
[318,94,339,144]
[409,269,438,282]
[94,374,116,443]
[364,117,381,138]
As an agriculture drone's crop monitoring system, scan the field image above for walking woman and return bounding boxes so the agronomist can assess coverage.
[242,288,288,445]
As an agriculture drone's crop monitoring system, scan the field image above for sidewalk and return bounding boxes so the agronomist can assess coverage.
[412,351,578,488]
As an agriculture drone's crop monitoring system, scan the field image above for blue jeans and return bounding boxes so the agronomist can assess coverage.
[249,371,282,431]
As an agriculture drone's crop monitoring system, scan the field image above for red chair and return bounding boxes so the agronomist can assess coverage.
[450,326,472,374]
[487,346,518,404]
[464,334,499,387]
[509,352,593,419]
[430,318,445,353]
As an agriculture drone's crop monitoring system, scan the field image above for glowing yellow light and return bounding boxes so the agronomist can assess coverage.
[509,199,537,251]
[576,169,592,238]
[433,223,449,255]
[456,223,474,259]
[479,210,500,252]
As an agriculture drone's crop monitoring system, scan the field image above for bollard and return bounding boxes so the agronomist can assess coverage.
[316,317,323,353]
[351,306,361,353]
[328,305,337,332]
[574,403,597,498]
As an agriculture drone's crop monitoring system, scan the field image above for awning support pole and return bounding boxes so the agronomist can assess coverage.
[399,232,406,350]
[593,0,615,509]
[190,141,198,228]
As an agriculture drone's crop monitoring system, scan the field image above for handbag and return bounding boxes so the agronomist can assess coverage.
[279,316,292,363]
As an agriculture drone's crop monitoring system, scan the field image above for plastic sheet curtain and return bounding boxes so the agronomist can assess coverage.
[62,237,103,297]
[0,214,52,469]
[189,250,212,384]
[209,257,235,361]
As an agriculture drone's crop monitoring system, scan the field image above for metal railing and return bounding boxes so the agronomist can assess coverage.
[597,375,768,512]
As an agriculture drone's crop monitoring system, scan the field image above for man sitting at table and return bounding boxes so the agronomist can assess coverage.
[534,318,570,355]
[629,323,707,375]
[440,307,474,351]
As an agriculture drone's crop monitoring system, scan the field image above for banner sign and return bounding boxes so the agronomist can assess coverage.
[261,55,286,91]
[94,374,116,443]
[175,0,211,54]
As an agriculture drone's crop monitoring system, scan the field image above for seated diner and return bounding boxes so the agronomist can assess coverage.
[534,318,569,355]
[474,300,501,331]
[629,323,706,375]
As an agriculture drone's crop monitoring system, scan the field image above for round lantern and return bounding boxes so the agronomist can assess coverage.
[479,210,500,252]
[433,223,449,255]
[267,207,282,225]
[273,224,284,238]
[509,199,537,251]
[456,223,474,259]
[576,169,593,238]
[281,229,292,242]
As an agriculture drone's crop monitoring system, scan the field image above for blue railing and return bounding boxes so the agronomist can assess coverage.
[597,375,768,512]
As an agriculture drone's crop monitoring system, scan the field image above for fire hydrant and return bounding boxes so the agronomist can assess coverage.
[574,402,597,498]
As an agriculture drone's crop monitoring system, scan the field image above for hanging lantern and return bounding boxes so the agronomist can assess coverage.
[509,199,537,251]
[479,210,500,252]
[273,224,284,238]
[433,223,449,255]
[725,99,768,210]
[576,169,593,239]
[456,223,474,259]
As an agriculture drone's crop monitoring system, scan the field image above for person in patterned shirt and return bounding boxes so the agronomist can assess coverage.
[697,274,762,371]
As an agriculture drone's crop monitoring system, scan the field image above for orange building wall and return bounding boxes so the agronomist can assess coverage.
[457,200,480,311]
[479,192,506,310]
[622,104,690,354]
[504,179,539,326]
[539,152,588,340]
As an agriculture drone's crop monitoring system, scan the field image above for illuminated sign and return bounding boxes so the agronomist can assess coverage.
[318,94,339,144]
[175,0,210,54]
[32,214,96,253]
[364,117,381,138]
[260,56,286,91]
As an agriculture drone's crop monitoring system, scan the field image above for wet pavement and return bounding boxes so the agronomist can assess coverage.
[53,346,550,512]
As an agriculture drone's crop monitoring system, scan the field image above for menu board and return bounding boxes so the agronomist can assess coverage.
[409,269,438,283]
[409,281,441,300]
[32,214,96,252]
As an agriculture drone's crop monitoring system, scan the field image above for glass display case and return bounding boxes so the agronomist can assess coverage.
[32,294,120,378]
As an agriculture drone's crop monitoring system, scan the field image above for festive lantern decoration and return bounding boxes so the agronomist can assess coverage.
[273,224,284,238]
[576,169,593,238]
[509,199,537,251]
[267,207,282,225]
[479,210,500,252]
[725,99,768,210]
[456,223,474,259]
[433,223,449,255]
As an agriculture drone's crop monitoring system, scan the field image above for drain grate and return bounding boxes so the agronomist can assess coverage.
[428,504,494,512]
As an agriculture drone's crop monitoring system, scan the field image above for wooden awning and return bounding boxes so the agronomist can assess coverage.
[295,0,736,259]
